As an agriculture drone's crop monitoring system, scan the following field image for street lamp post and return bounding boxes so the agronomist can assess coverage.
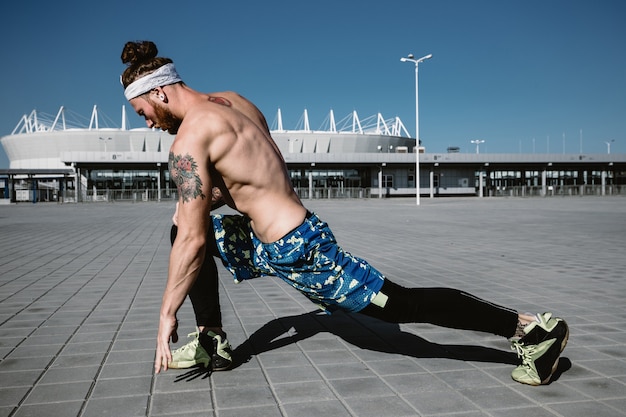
[99,136,112,153]
[401,53,432,206]
[471,139,485,154]
[605,140,615,154]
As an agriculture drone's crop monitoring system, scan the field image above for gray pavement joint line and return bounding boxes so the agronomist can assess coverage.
[601,399,626,416]
[1,229,148,363]
[3,200,626,416]
[218,276,367,416]
[306,312,421,417]
[0,230,112,297]
[221,277,366,417]
[0,215,149,315]
[547,369,626,413]
[224,262,509,415]
[5,220,164,417]
[217,278,291,417]
[0,210,142,290]
[144,227,203,417]
[77,224,168,417]
[322,314,431,415]
[5,265,128,415]
[219,245,554,413]
[5,337,71,416]
[0,216,157,358]
[0,228,63,268]
[223,273,477,416]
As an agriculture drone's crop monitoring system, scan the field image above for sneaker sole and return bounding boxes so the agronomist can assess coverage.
[212,363,232,371]
[211,355,233,371]
[168,359,210,369]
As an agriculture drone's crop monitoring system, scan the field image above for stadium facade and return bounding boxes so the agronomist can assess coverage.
[1,105,625,203]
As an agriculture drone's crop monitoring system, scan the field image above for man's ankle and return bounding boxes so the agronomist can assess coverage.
[198,326,227,338]
[513,313,538,338]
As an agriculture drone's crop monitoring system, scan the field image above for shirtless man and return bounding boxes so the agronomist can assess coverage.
[120,40,568,386]
[164,92,275,372]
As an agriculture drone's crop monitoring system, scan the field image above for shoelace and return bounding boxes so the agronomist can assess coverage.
[511,341,536,366]
[173,332,200,353]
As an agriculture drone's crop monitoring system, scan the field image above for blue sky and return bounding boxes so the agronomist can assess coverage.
[1,0,625,168]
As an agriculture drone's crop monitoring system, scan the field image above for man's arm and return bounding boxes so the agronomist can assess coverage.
[155,147,212,373]
[171,187,225,226]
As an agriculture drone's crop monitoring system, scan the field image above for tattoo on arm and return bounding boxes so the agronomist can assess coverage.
[169,152,207,203]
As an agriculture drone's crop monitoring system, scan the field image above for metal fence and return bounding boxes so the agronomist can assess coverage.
[6,184,626,204]
[294,187,372,199]
[486,184,626,198]
[63,189,176,203]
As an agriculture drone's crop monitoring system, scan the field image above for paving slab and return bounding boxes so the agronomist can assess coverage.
[1,197,625,416]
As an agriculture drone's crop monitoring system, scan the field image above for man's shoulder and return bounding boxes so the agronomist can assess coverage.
[212,90,245,100]
[183,102,230,130]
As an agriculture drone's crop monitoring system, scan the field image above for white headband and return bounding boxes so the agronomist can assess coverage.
[123,63,182,100]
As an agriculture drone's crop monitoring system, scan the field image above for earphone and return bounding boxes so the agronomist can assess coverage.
[159,94,165,101]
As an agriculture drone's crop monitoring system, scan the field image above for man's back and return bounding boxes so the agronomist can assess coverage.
[172,90,307,243]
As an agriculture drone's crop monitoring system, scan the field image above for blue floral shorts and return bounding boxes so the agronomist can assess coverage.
[211,212,385,313]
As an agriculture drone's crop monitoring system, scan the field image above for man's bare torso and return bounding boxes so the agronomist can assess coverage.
[174,91,306,243]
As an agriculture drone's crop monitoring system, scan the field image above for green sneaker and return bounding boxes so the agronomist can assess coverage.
[204,331,233,371]
[168,330,210,369]
[511,313,569,385]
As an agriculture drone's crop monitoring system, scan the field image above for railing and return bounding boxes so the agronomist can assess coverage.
[5,184,625,203]
[485,184,626,197]
[68,187,373,202]
[77,189,177,203]
[295,187,371,199]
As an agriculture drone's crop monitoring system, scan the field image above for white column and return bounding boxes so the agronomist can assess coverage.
[601,171,607,196]
[429,169,434,198]
[157,163,162,202]
[479,171,484,198]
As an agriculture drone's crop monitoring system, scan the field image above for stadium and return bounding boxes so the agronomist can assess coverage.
[1,105,625,203]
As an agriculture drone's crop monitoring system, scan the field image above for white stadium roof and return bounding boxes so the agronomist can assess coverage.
[11,105,413,138]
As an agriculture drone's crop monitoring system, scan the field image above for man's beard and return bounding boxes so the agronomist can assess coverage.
[153,103,182,134]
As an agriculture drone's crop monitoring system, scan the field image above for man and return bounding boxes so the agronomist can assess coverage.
[120,40,568,386]
[164,87,283,371]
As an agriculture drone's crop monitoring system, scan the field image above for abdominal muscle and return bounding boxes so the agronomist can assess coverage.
[218,178,307,243]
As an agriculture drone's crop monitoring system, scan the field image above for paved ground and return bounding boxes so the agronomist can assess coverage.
[1,196,625,417]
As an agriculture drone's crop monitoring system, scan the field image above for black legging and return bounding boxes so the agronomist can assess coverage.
[359,279,519,338]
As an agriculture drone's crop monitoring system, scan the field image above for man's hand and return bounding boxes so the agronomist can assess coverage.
[155,315,179,373]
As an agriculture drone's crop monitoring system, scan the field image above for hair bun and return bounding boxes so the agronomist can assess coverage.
[121,40,158,66]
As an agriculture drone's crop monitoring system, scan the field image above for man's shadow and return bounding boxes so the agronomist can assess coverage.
[232,310,519,367]
[176,310,571,383]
